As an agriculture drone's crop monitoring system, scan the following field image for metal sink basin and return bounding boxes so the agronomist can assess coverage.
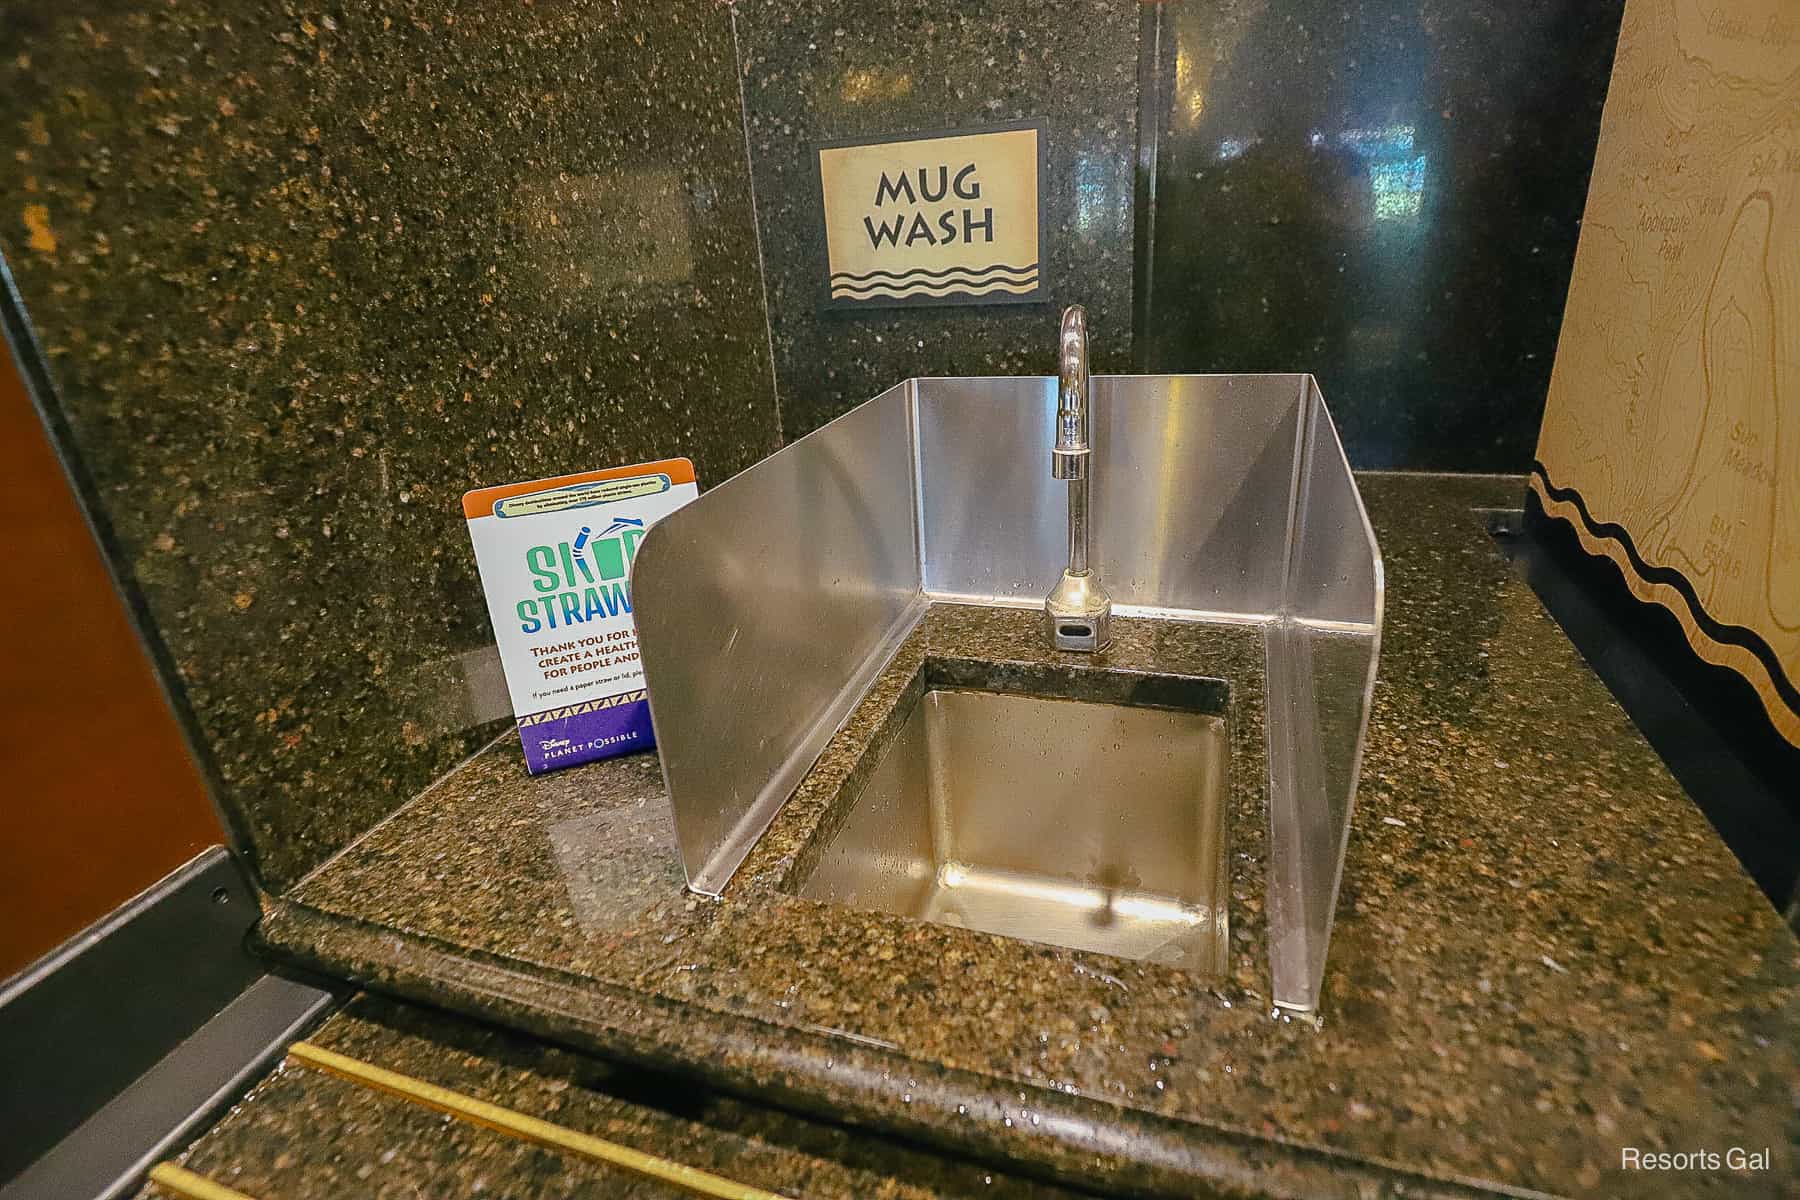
[795,685,1230,972]
[640,372,1382,1010]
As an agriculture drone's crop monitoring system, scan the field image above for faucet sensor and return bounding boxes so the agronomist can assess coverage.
[1044,305,1113,652]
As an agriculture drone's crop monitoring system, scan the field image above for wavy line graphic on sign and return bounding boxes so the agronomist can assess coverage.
[831,277,1039,300]
[829,261,1039,300]
[828,262,1037,284]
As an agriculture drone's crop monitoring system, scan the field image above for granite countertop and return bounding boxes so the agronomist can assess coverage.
[257,472,1799,1199]
[140,993,1085,1200]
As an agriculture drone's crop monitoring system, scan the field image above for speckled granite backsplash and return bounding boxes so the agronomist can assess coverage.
[1137,0,1624,469]
[3,0,1629,892]
[0,1,780,889]
[733,0,1140,439]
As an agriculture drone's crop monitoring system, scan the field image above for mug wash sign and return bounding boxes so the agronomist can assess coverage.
[816,121,1044,308]
[464,460,698,773]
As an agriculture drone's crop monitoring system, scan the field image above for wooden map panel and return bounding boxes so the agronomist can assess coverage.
[1535,0,1799,746]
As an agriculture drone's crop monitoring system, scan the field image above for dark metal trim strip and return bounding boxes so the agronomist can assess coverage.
[2,976,334,1200]
[0,848,274,1181]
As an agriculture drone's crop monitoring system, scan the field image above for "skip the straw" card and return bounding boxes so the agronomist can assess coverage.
[463,459,697,774]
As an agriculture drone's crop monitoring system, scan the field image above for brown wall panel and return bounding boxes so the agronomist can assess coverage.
[0,341,221,979]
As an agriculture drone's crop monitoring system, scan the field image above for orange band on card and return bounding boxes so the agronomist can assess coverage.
[461,458,695,519]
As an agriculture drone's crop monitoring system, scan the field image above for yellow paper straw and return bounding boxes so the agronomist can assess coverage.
[286,1040,793,1200]
[146,1163,259,1200]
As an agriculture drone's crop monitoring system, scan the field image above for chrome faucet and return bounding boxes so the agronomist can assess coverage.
[1044,305,1112,652]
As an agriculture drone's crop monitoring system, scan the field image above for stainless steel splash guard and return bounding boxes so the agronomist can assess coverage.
[632,374,1382,1013]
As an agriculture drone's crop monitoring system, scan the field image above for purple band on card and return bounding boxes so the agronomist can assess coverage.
[520,696,655,774]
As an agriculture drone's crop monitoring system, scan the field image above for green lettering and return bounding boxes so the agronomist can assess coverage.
[620,527,645,568]
[526,546,560,593]
[593,536,627,581]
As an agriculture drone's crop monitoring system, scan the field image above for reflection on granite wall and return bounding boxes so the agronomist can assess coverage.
[2,0,1628,894]
[1139,0,1624,469]
[732,0,1139,440]
[0,1,778,889]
